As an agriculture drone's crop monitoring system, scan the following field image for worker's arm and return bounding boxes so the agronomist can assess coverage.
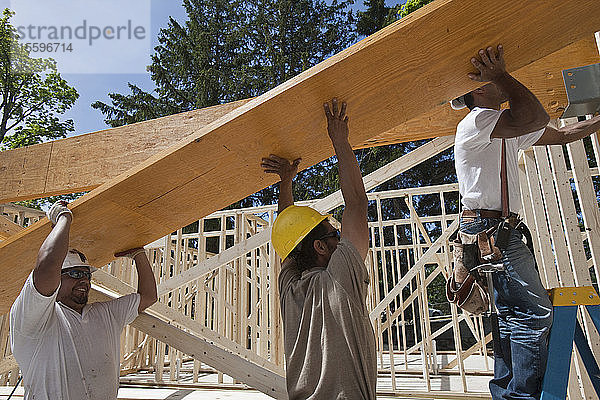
[324,98,369,259]
[534,115,600,145]
[114,248,158,312]
[33,201,73,296]
[261,155,301,213]
[469,45,550,139]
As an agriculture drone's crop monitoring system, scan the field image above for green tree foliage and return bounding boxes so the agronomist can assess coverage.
[93,0,355,122]
[0,9,79,150]
[356,0,452,314]
[397,0,435,18]
[356,0,435,36]
[356,0,396,36]
[0,9,80,210]
[92,0,356,208]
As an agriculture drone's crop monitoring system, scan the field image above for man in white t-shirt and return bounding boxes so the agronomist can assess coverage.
[9,201,158,400]
[452,45,600,400]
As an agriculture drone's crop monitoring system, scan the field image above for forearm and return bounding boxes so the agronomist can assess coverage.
[535,115,600,146]
[262,155,299,214]
[561,115,600,144]
[34,215,72,294]
[332,138,368,210]
[134,253,157,310]
[494,73,549,129]
[278,179,294,213]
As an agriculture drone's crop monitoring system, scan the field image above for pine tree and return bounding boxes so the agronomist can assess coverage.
[92,0,356,207]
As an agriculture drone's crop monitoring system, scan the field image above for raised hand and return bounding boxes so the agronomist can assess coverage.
[468,45,507,82]
[261,155,301,183]
[114,247,146,259]
[46,200,72,225]
[323,98,349,145]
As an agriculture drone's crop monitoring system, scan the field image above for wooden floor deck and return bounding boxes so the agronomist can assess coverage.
[1,354,493,399]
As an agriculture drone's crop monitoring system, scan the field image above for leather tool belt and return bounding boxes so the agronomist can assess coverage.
[461,209,520,227]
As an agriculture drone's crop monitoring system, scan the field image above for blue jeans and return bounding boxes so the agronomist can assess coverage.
[460,215,553,400]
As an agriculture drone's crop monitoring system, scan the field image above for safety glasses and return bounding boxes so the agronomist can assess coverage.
[317,229,340,241]
[61,269,92,280]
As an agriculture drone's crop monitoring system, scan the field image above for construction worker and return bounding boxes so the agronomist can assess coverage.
[261,98,377,399]
[9,200,158,400]
[451,45,600,400]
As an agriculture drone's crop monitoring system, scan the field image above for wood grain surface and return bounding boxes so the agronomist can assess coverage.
[0,38,597,202]
[1,0,599,312]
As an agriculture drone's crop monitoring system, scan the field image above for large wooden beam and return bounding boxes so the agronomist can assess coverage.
[0,99,250,203]
[0,36,597,203]
[1,0,599,313]
[156,136,456,296]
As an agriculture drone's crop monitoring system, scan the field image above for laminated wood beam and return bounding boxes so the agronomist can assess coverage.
[0,99,250,203]
[0,37,597,203]
[1,0,600,313]
[156,136,456,296]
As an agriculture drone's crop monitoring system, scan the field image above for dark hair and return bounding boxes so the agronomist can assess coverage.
[464,92,475,109]
[290,221,329,271]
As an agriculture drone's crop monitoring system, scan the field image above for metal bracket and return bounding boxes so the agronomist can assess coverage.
[561,63,600,118]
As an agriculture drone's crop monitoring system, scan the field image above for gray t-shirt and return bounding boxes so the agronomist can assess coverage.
[279,238,377,399]
[10,272,140,400]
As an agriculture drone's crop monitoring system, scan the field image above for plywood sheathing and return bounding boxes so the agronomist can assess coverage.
[1,0,600,313]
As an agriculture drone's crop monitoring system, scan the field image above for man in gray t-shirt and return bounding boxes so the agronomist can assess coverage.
[261,98,377,399]
[10,201,158,400]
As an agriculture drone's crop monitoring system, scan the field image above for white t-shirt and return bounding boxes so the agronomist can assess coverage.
[454,107,545,213]
[9,272,140,400]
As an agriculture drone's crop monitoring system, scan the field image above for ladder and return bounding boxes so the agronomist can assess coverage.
[540,286,600,400]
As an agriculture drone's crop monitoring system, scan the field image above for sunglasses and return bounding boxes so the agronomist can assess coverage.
[62,269,92,280]
[317,229,340,241]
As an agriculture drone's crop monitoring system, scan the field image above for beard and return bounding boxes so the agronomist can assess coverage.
[71,290,88,305]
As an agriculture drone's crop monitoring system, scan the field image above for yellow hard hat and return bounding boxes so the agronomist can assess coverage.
[272,205,331,260]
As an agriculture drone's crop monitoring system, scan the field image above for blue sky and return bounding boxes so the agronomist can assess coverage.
[57,0,189,136]
[4,0,401,137]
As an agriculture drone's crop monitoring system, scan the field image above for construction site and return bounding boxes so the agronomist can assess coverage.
[1,1,600,399]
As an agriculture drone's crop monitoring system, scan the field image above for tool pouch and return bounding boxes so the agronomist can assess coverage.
[446,231,490,315]
[477,226,503,263]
